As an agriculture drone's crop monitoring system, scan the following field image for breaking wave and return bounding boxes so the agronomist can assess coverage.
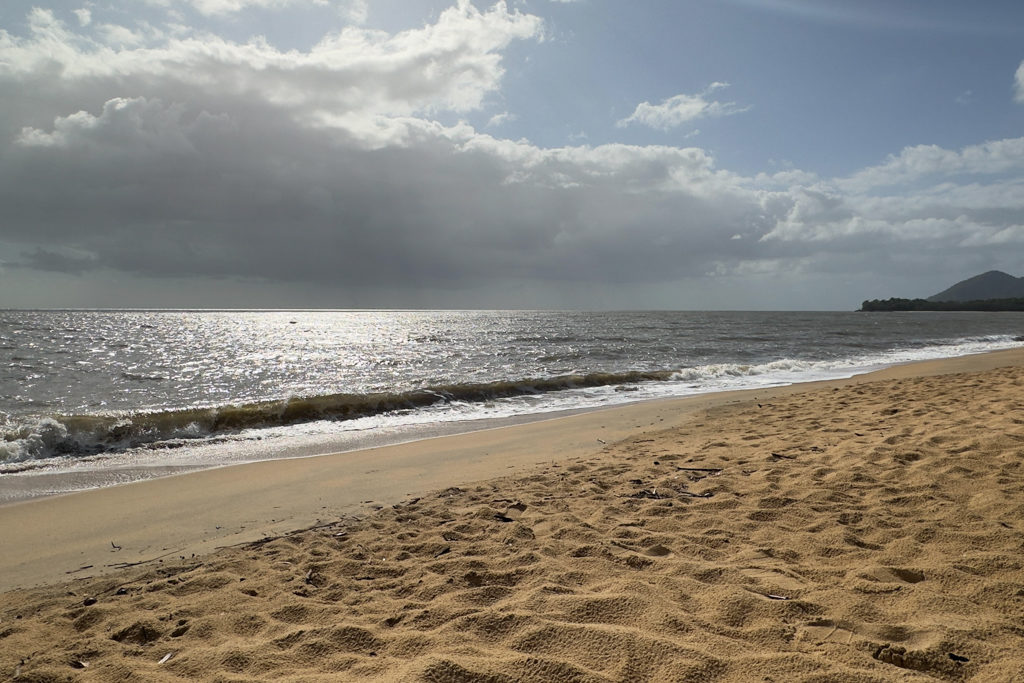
[0,370,673,464]
[3,331,1022,468]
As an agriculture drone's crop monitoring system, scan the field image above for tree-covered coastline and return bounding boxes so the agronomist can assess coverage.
[859,298,1024,312]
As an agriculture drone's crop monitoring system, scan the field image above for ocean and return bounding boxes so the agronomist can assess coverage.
[2,309,1022,501]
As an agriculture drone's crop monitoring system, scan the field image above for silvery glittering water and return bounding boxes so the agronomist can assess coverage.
[2,310,1022,485]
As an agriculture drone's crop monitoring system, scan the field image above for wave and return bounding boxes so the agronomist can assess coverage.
[0,369,673,464]
[671,358,817,382]
[4,333,1022,467]
[667,335,1022,386]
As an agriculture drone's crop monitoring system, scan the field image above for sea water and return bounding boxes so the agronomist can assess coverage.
[2,309,1022,500]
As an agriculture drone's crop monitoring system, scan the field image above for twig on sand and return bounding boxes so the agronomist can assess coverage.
[105,550,179,570]
[214,519,347,551]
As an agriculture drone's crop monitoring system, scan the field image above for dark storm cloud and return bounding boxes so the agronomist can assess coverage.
[17,247,100,275]
[3,107,765,287]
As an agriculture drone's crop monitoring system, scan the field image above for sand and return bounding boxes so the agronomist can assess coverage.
[1,349,1023,681]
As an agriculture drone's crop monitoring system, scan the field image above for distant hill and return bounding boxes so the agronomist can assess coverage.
[927,271,1024,302]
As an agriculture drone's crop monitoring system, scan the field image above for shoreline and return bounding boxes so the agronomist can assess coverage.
[4,343,1023,506]
[0,347,1021,593]
[0,409,603,505]
[2,348,1023,680]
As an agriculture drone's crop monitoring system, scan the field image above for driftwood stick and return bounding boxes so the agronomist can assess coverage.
[213,519,348,550]
[104,550,179,570]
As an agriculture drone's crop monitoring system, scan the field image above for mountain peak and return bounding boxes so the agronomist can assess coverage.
[927,270,1024,302]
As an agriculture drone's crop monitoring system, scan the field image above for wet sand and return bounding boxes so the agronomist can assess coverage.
[1,349,1022,681]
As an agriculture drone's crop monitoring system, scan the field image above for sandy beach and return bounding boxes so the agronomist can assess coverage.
[2,349,1023,681]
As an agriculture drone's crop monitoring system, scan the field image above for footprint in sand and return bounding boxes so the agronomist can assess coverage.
[796,618,856,644]
[845,565,924,594]
[739,567,805,592]
[797,618,943,654]
[873,644,969,676]
[857,566,925,584]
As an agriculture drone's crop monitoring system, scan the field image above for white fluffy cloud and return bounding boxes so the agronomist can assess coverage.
[617,83,750,131]
[5,4,540,129]
[1016,60,1024,103]
[486,111,516,128]
[761,137,1024,252]
[841,138,1024,192]
[340,0,368,25]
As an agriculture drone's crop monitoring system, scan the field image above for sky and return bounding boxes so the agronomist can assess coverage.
[1,0,1023,310]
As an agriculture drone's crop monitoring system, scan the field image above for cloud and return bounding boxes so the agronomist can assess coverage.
[340,0,368,25]
[840,138,1024,192]
[5,94,769,286]
[17,247,99,275]
[759,138,1024,255]
[2,3,543,154]
[73,8,92,26]
[486,111,516,127]
[1,4,1023,308]
[146,0,330,17]
[617,83,750,131]
[1016,61,1024,103]
[2,65,771,289]
[16,96,228,152]
[96,23,147,48]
